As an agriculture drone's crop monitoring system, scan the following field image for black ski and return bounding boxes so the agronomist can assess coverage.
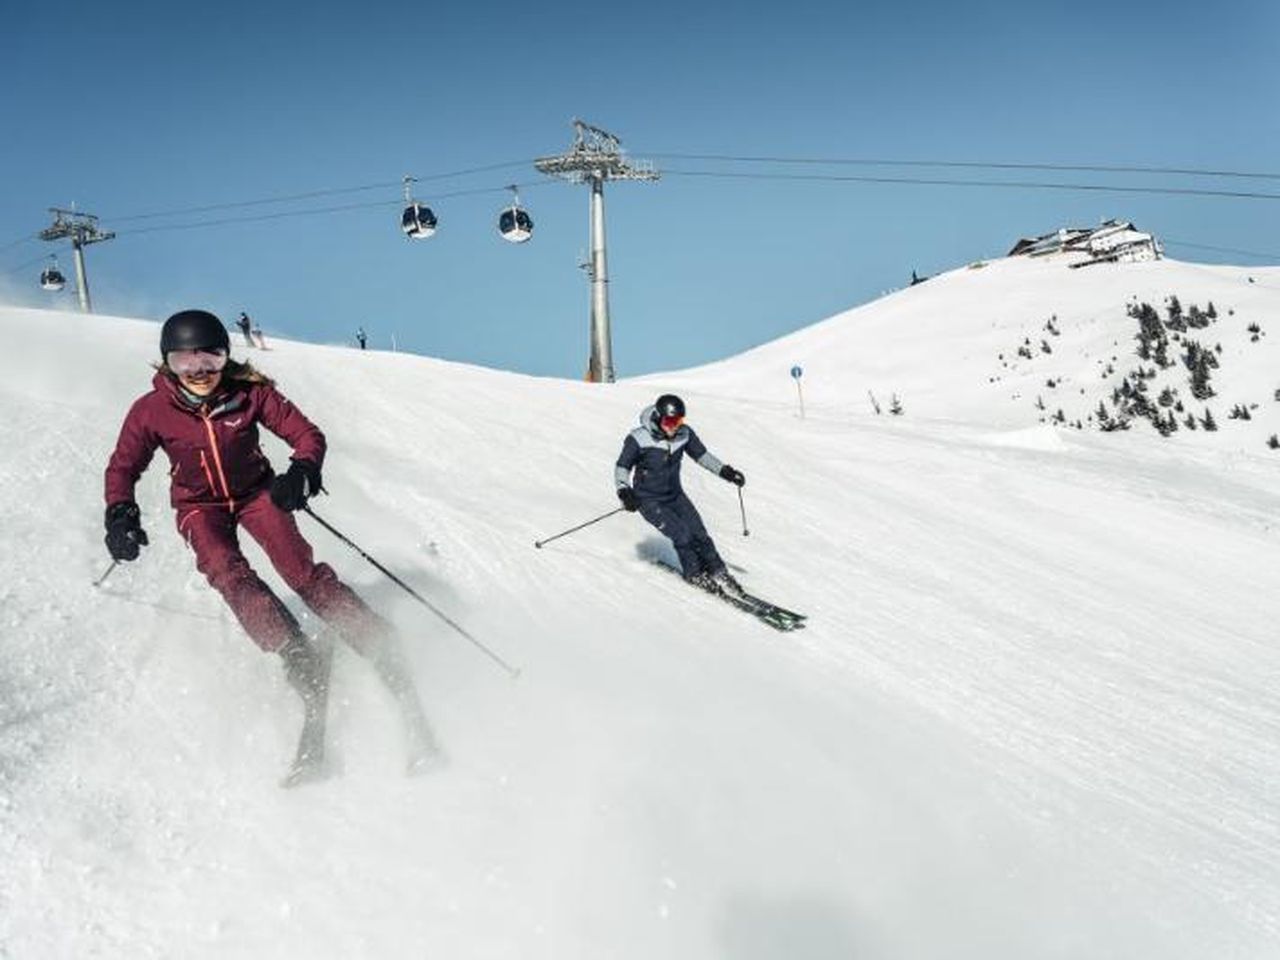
[730,589,807,625]
[651,560,807,631]
[281,636,334,789]
[716,588,806,632]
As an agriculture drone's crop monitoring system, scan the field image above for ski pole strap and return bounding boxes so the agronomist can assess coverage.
[533,507,626,549]
[302,506,520,679]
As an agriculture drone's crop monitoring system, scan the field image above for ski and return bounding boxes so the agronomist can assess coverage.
[733,591,807,625]
[716,579,807,623]
[716,588,806,632]
[650,560,807,631]
[281,635,334,789]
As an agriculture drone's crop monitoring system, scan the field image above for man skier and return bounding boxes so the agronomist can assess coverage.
[236,311,253,347]
[614,394,746,593]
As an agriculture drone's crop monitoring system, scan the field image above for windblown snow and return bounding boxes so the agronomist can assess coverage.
[1,255,1278,958]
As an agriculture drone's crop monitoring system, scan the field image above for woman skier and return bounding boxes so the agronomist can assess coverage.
[102,309,435,776]
[614,393,746,592]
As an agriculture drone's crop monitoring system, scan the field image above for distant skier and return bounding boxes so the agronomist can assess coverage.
[236,311,253,347]
[614,394,746,592]
[102,309,435,774]
[356,327,367,350]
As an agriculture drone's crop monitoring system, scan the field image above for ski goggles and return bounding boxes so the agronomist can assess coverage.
[167,347,229,376]
[659,414,684,432]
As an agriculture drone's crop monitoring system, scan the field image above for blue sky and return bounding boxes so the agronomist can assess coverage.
[2,0,1276,378]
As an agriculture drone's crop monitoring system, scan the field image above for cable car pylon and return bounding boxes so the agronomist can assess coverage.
[38,207,114,313]
[535,119,659,383]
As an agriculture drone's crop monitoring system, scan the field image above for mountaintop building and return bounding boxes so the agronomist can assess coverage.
[1008,219,1162,267]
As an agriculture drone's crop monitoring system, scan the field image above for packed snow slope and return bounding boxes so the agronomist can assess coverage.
[2,254,1279,959]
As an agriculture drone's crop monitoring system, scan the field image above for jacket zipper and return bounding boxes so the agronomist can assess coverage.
[198,451,217,496]
[201,413,236,510]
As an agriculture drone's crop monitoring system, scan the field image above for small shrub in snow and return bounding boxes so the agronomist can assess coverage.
[1183,341,1217,400]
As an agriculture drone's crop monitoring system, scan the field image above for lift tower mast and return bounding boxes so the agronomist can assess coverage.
[39,208,115,313]
[535,120,658,383]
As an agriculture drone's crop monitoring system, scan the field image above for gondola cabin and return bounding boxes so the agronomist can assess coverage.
[401,203,437,240]
[40,266,66,292]
[498,206,534,244]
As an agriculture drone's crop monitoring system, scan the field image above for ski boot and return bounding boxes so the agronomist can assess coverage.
[712,568,745,597]
[278,634,332,787]
[280,633,329,704]
[688,571,724,595]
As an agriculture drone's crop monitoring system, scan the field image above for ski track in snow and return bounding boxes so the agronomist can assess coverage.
[1,256,1279,958]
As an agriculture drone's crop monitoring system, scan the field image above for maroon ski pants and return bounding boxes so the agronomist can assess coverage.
[177,490,385,654]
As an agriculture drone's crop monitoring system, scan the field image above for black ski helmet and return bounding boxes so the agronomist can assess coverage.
[159,309,230,358]
[654,394,685,420]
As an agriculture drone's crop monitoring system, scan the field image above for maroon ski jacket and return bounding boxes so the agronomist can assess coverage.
[105,372,325,512]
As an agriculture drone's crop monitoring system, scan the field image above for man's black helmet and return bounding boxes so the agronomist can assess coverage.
[654,394,685,419]
[160,309,230,358]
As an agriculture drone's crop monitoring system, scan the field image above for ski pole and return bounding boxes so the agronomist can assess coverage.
[533,507,625,549]
[92,560,119,588]
[737,487,750,537]
[302,505,520,680]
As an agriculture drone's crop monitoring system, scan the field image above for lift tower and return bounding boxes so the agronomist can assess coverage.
[39,208,115,313]
[535,120,658,383]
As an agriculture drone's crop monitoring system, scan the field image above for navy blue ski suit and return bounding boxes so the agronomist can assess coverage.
[615,405,730,579]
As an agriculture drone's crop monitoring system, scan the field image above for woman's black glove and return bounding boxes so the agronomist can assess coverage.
[271,459,322,512]
[718,464,746,487]
[104,501,149,561]
[617,487,640,512]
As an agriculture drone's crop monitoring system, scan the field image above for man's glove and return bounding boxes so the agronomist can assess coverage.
[617,487,640,512]
[104,501,149,561]
[270,459,323,512]
[718,464,746,487]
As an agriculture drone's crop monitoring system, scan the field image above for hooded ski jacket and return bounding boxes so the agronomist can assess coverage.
[105,372,324,512]
[615,405,725,502]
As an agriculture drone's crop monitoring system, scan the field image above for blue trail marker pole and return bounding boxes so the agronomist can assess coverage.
[790,365,805,419]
